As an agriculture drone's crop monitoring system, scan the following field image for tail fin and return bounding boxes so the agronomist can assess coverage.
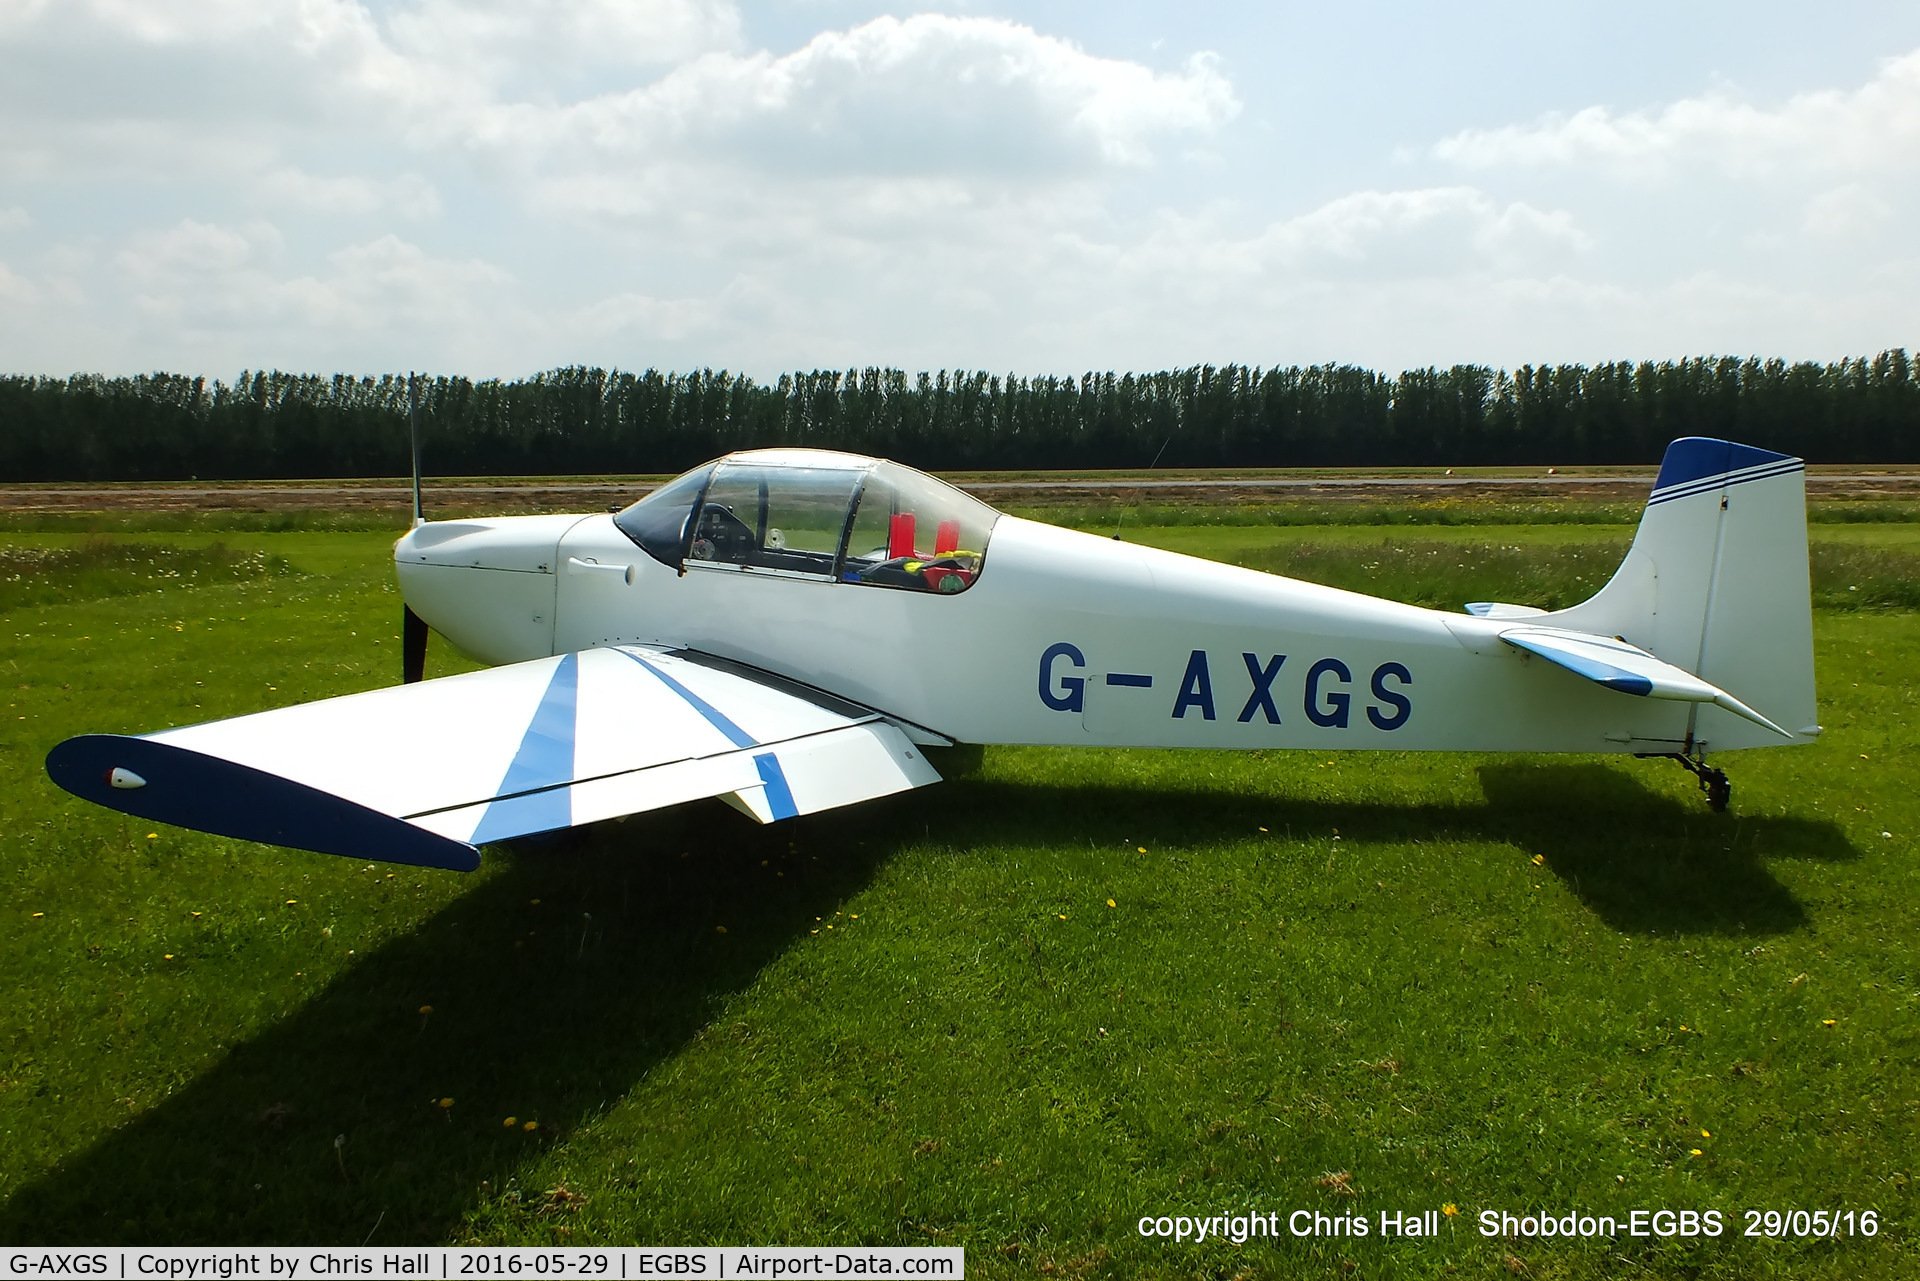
[1549,438,1819,751]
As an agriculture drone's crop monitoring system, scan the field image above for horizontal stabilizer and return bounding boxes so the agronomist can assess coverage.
[47,645,943,868]
[1499,626,1791,737]
[1464,601,1548,620]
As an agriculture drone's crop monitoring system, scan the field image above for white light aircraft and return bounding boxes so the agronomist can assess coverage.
[49,437,1818,871]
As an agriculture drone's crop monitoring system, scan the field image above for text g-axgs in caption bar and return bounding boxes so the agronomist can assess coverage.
[3,1249,963,1280]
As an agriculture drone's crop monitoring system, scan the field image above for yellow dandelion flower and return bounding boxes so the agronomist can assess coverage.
[1442,1204,1458,1217]
[1821,1019,1836,1027]
[1530,854,1545,866]
[1136,846,1147,853]
[163,953,174,960]
[523,1121,538,1132]
[1107,899,1116,908]
[439,1098,454,1109]
[1057,913,1067,920]
[31,912,43,918]
[503,1117,517,1127]
[715,925,727,933]
[146,833,158,839]
[1690,1148,1703,1157]
[285,899,297,905]
[419,1005,433,1015]
[1701,1129,1711,1138]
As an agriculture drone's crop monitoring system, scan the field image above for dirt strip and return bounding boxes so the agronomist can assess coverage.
[2,470,1915,515]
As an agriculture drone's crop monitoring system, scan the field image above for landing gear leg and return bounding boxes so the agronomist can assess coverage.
[1647,752,1730,812]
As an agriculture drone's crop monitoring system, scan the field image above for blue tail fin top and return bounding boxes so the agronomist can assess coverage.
[1653,437,1797,494]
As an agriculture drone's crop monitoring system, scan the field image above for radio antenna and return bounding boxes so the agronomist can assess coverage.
[408,372,425,528]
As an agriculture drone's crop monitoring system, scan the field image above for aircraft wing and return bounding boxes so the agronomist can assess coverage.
[1498,625,1790,737]
[46,646,944,871]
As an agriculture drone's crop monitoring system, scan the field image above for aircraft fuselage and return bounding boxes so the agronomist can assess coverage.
[396,512,1712,757]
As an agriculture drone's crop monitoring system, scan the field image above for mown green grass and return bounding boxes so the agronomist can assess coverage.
[1008,496,1920,531]
[0,528,1914,1277]
[1200,538,1920,614]
[0,512,414,535]
[1008,500,1650,528]
[0,540,292,613]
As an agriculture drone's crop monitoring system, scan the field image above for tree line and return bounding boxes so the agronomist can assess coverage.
[2,352,1915,481]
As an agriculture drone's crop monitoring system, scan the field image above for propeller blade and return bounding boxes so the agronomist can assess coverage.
[403,605,428,684]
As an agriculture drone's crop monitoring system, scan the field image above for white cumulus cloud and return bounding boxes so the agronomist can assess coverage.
[1434,47,1920,180]
[487,14,1239,181]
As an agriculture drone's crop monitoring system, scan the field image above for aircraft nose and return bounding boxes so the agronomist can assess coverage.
[392,515,585,666]
[395,516,573,573]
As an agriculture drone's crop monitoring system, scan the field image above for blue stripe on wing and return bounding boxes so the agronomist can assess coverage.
[470,652,580,844]
[618,649,758,748]
[625,651,801,822]
[754,752,799,820]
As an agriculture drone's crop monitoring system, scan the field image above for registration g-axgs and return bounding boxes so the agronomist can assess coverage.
[9,1257,112,1276]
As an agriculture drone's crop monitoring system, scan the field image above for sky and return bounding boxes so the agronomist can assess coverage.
[1,0,1918,378]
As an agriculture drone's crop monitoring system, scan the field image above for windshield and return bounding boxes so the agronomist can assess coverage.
[613,464,715,568]
[690,461,866,576]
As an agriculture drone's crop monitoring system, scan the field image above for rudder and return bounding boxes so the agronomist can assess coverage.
[1549,438,1818,751]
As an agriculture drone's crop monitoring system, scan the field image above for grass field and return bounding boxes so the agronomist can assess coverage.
[1,504,1915,1277]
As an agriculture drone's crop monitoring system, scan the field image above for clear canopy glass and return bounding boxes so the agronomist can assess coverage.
[613,464,712,569]
[691,461,865,576]
[839,460,997,594]
[614,451,999,593]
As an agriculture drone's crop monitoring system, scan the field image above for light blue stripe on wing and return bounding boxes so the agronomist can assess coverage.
[618,649,757,749]
[754,752,799,820]
[471,653,579,844]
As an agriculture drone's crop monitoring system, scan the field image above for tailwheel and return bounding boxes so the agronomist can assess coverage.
[1702,767,1731,812]
[1644,752,1731,811]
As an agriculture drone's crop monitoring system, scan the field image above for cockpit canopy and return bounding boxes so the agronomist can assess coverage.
[614,450,1000,595]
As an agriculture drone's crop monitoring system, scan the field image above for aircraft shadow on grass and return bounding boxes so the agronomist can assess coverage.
[0,758,1854,1246]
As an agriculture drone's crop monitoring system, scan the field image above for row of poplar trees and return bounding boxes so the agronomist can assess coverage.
[2,352,1916,480]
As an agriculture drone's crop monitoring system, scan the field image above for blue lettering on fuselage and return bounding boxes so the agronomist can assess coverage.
[1368,662,1413,730]
[1037,643,1411,730]
[1039,642,1086,712]
[1304,658,1352,728]
[1238,653,1286,724]
[1172,651,1215,720]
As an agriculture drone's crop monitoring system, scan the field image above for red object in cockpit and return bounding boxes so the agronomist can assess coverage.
[889,513,916,559]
